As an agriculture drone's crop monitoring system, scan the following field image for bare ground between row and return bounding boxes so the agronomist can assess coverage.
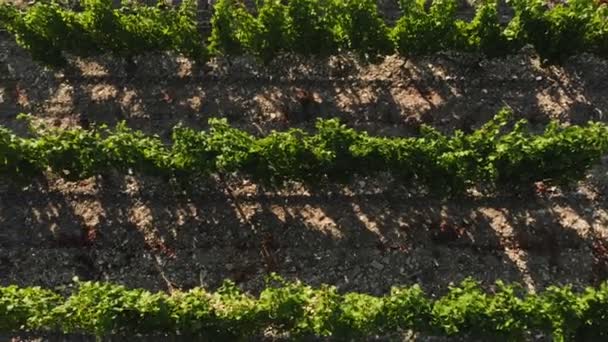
[2,166,608,297]
[1,35,608,138]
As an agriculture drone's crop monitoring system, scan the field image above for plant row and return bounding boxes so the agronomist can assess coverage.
[0,0,204,65]
[2,109,607,194]
[2,276,608,340]
[1,0,608,66]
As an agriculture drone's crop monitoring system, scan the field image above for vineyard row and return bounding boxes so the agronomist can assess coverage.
[0,0,607,66]
[2,276,608,340]
[2,109,607,194]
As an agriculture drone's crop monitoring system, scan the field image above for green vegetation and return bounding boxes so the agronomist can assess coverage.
[1,0,608,65]
[0,0,204,66]
[2,109,607,195]
[2,276,608,340]
[2,2,606,341]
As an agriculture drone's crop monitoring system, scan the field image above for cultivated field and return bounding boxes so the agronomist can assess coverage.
[1,0,608,340]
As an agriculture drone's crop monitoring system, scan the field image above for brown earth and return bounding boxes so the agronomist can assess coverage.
[1,26,608,340]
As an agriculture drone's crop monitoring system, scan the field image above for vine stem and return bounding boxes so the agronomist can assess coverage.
[217,173,278,272]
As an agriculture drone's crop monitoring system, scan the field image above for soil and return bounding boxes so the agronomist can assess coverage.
[1,13,608,340]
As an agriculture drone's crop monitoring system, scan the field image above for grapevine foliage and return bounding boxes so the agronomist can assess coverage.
[3,109,608,195]
[0,0,205,66]
[2,277,608,340]
[1,0,608,64]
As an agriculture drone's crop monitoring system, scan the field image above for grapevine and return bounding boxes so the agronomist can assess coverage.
[1,0,607,65]
[2,109,607,195]
[1,276,608,340]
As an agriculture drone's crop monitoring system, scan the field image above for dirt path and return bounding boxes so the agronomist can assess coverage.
[2,34,607,137]
[2,168,608,296]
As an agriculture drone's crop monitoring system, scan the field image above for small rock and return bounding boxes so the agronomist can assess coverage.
[350,265,361,277]
[199,270,207,285]
[535,76,543,81]
[371,260,384,270]
[404,115,422,129]
[420,111,433,124]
